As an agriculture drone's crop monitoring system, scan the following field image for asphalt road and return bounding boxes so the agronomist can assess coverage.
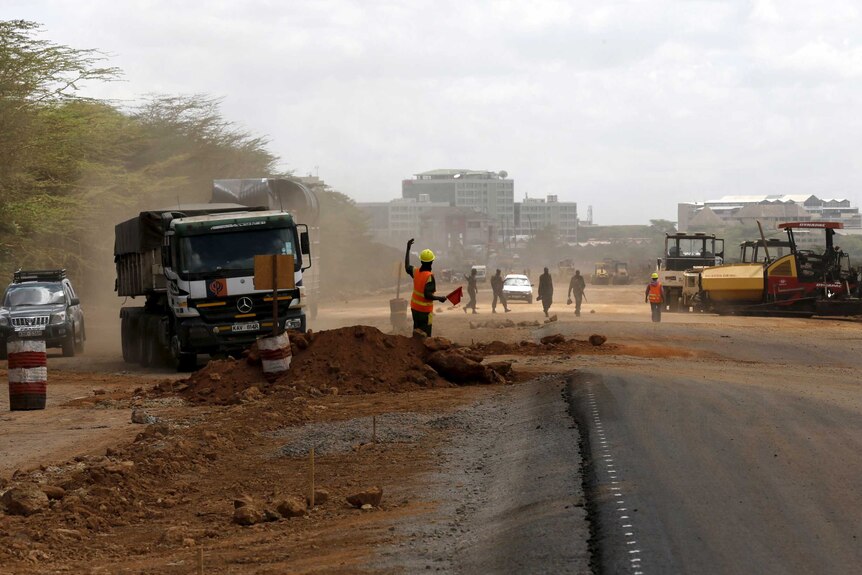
[568,364,862,575]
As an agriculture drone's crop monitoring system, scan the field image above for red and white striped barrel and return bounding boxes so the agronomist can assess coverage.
[258,333,291,382]
[8,340,47,411]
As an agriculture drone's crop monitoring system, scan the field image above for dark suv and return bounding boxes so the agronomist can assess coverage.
[0,270,85,358]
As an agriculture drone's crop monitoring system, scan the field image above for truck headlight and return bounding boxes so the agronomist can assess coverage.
[50,311,67,325]
[0,315,7,327]
[284,318,302,330]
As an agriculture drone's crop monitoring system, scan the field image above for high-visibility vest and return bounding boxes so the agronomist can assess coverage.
[411,270,434,313]
[647,282,663,303]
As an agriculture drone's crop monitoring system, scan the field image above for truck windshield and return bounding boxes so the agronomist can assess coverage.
[179,228,297,277]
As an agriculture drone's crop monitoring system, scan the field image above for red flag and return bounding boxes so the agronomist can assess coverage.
[446,286,463,306]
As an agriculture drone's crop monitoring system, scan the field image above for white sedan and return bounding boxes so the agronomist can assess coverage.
[502,274,533,304]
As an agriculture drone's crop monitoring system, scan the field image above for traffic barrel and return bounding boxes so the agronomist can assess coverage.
[258,333,291,382]
[7,340,47,410]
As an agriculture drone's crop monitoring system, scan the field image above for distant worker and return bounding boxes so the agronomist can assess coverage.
[490,269,510,313]
[645,272,663,323]
[464,268,478,314]
[404,238,448,336]
[537,267,554,317]
[567,269,586,317]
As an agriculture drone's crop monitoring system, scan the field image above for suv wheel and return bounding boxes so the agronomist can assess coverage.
[74,323,85,354]
[62,329,76,357]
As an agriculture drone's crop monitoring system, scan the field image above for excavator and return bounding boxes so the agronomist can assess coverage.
[696,222,862,316]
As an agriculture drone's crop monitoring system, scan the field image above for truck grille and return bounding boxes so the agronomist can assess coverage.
[11,316,50,327]
[193,292,297,324]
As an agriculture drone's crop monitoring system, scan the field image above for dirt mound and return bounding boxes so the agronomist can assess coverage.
[153,358,266,405]
[149,326,517,407]
[285,325,454,394]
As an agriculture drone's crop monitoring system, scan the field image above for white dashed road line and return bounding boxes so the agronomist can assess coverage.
[586,386,646,574]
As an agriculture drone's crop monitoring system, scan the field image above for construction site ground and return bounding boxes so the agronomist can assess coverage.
[2,281,861,574]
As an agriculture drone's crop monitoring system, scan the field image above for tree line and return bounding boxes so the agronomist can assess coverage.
[0,20,388,298]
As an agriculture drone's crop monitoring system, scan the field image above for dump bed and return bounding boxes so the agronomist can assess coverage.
[114,204,267,296]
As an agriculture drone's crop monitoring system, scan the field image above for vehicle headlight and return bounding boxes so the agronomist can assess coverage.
[0,316,7,327]
[50,311,67,325]
[284,318,303,330]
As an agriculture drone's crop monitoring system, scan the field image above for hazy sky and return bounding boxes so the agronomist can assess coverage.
[8,1,862,224]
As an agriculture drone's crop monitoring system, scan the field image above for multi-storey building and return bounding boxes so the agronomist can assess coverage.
[357,196,449,247]
[515,195,578,242]
[402,169,514,239]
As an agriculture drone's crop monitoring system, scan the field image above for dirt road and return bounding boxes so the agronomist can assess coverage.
[2,282,862,573]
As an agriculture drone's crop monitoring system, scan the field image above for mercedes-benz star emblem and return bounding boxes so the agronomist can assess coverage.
[237,297,254,314]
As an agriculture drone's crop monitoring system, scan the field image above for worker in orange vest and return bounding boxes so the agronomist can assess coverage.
[405,238,448,336]
[645,272,663,323]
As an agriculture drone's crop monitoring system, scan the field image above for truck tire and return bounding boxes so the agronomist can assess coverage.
[177,352,197,372]
[0,341,7,360]
[121,311,142,363]
[169,334,197,372]
[139,317,155,368]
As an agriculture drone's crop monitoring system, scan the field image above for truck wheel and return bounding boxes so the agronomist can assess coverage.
[177,353,197,372]
[62,330,76,357]
[527,296,533,304]
[0,341,7,360]
[170,335,197,372]
[121,315,135,363]
[139,318,156,368]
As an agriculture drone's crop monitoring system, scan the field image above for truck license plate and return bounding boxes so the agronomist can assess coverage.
[231,322,260,333]
[15,327,45,338]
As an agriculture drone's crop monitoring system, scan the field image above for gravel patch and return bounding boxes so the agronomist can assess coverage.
[374,374,591,574]
[274,412,432,457]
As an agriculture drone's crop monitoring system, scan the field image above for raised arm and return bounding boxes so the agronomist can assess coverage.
[404,238,414,275]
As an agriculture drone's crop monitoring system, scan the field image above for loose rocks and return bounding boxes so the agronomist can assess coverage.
[233,506,263,526]
[131,409,157,425]
[1,484,49,516]
[307,488,329,507]
[347,486,383,508]
[39,485,66,501]
[589,334,607,346]
[540,334,567,346]
[276,496,307,518]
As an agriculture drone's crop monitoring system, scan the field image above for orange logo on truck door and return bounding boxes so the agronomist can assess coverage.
[206,278,228,298]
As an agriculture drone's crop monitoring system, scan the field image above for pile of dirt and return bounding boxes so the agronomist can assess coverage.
[286,326,461,394]
[154,358,266,405]
[152,325,513,406]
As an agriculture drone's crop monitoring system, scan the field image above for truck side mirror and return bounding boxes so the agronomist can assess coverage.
[300,231,311,255]
[70,298,80,306]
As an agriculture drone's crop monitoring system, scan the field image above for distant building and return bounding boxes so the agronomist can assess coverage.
[402,169,514,239]
[679,195,862,231]
[357,196,449,248]
[515,195,578,242]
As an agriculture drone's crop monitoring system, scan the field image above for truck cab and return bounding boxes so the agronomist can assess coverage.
[658,232,724,311]
[116,205,312,371]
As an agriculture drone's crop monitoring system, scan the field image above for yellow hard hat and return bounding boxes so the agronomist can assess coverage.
[651,272,659,279]
[420,249,436,263]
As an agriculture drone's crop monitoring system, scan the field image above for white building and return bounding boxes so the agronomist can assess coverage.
[402,169,514,239]
[679,194,862,231]
[516,195,578,242]
[357,196,449,247]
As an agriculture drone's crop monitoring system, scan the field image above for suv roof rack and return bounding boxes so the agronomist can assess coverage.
[13,269,66,283]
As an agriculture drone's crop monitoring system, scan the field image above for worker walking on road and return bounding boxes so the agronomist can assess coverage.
[464,268,478,314]
[405,238,448,336]
[537,267,554,317]
[567,269,586,317]
[490,269,510,313]
[645,272,663,323]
